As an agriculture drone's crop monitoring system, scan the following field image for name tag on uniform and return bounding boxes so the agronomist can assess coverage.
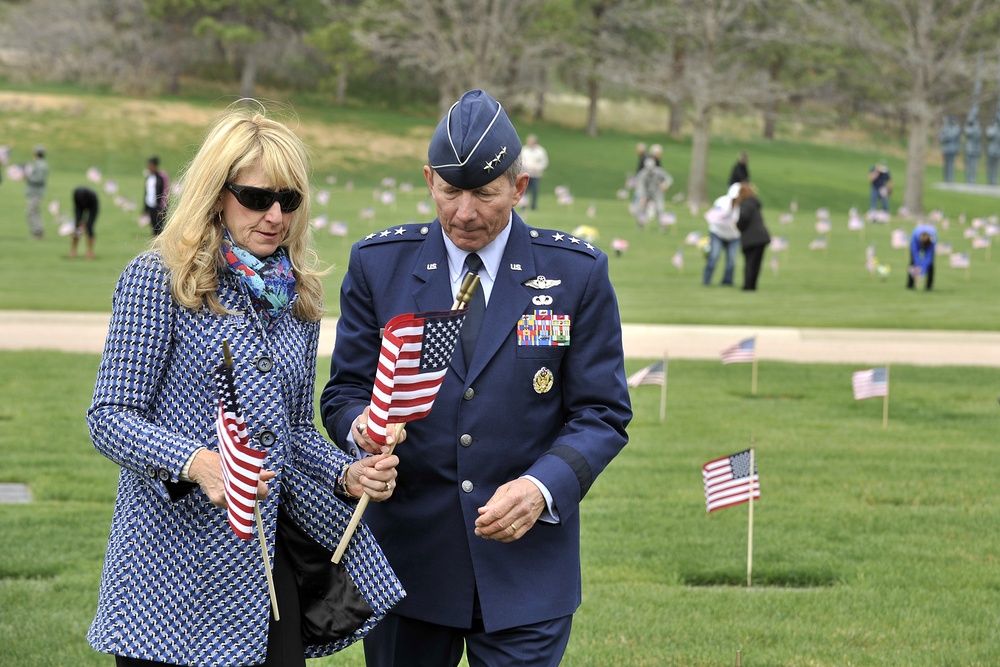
[517,310,571,346]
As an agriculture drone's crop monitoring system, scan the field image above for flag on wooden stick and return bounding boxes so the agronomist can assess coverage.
[213,346,267,540]
[721,337,756,364]
[367,310,466,445]
[703,448,760,513]
[626,360,665,387]
[852,367,888,400]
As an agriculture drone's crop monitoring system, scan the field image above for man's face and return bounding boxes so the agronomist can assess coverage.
[423,166,529,252]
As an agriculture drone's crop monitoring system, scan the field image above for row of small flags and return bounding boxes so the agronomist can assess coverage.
[628,336,892,424]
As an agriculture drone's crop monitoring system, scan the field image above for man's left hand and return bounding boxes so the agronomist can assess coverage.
[474,478,545,543]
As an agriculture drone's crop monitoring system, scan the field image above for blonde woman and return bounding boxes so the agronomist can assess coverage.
[87,103,403,666]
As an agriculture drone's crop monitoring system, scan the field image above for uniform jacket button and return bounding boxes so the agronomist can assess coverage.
[258,430,276,447]
[255,356,274,373]
[461,480,474,493]
[463,387,475,400]
[460,433,473,447]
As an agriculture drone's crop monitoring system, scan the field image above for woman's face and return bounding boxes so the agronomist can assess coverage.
[221,165,294,259]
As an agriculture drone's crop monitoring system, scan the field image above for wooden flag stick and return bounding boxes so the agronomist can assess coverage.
[659,353,668,423]
[751,338,759,396]
[255,503,280,620]
[882,364,890,430]
[747,446,755,589]
[332,274,481,564]
[332,428,403,563]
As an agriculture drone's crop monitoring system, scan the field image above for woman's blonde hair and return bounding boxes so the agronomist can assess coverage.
[153,102,328,321]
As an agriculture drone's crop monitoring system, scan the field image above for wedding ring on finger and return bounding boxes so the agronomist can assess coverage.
[384,481,392,492]
[510,523,518,534]
[356,420,368,438]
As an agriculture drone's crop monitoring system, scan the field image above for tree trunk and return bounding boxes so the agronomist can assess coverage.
[240,49,257,100]
[762,100,776,140]
[336,67,348,105]
[687,109,712,208]
[586,76,599,137]
[903,112,930,216]
[667,99,682,136]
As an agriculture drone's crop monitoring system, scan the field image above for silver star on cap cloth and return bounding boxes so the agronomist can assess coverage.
[428,89,522,190]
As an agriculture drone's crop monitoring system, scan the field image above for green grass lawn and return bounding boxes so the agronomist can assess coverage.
[1,351,998,666]
[1,88,998,666]
[1,88,999,329]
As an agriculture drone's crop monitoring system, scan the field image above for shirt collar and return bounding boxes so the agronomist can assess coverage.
[443,211,512,287]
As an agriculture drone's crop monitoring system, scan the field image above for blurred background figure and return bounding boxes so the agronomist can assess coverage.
[24,145,48,239]
[521,134,548,210]
[907,224,937,291]
[964,104,982,184]
[867,160,892,215]
[728,151,750,186]
[940,115,961,183]
[144,155,170,235]
[70,186,99,259]
[735,181,771,291]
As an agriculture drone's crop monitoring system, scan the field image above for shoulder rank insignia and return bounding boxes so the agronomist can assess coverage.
[523,275,561,289]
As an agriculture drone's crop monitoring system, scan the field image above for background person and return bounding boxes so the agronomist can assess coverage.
[144,155,170,235]
[87,103,402,667]
[703,182,741,286]
[728,150,750,186]
[735,181,771,291]
[940,115,961,183]
[321,88,632,667]
[633,155,673,229]
[867,161,892,214]
[70,185,99,259]
[520,133,548,210]
[24,144,48,239]
[907,224,937,291]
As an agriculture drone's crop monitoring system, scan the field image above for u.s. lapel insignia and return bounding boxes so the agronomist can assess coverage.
[533,367,554,394]
[523,275,561,289]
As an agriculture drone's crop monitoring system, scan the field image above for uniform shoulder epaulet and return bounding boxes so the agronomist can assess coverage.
[528,227,604,257]
[358,223,432,247]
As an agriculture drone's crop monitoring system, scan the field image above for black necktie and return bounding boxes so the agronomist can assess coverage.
[462,253,486,366]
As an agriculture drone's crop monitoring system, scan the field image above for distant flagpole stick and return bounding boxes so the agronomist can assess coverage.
[751,337,759,396]
[747,445,755,588]
[882,364,890,430]
[332,274,480,564]
[222,341,279,620]
[659,353,668,423]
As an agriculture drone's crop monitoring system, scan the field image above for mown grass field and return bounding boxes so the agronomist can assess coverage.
[0,87,998,666]
[1,351,998,666]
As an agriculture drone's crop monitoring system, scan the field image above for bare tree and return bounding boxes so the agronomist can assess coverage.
[797,0,1000,216]
[356,0,542,114]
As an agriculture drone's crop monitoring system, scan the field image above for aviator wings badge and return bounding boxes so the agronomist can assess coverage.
[523,275,561,289]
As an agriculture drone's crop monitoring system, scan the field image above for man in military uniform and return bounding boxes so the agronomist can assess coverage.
[321,89,632,667]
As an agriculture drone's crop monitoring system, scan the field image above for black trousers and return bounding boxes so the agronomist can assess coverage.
[114,534,303,667]
[907,258,934,290]
[742,244,767,291]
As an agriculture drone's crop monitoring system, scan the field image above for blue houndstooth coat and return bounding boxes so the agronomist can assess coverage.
[87,252,403,666]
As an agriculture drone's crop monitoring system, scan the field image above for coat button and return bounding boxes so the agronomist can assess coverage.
[460,434,472,447]
[158,468,170,481]
[463,387,475,400]
[461,480,474,493]
[145,464,157,478]
[255,356,274,373]
[258,430,276,447]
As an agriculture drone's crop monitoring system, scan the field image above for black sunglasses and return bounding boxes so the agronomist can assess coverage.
[225,183,303,213]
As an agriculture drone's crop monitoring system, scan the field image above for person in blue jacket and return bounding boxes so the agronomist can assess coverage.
[321,89,632,667]
[907,224,937,290]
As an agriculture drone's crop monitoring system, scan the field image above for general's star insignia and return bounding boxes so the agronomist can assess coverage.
[365,233,376,240]
[552,233,564,242]
[379,229,391,237]
[569,237,581,244]
[394,227,406,235]
[523,275,561,289]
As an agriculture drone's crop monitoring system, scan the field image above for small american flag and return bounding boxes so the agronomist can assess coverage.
[721,337,756,364]
[213,349,267,540]
[852,367,888,400]
[950,252,970,269]
[627,360,665,387]
[367,310,466,445]
[703,449,760,513]
[671,248,684,271]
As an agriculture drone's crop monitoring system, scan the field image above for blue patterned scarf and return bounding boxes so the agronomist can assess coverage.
[221,231,296,332]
